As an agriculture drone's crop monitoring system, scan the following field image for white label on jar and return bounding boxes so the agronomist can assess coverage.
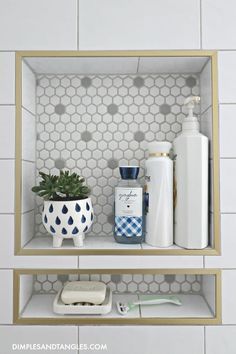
[115,187,143,217]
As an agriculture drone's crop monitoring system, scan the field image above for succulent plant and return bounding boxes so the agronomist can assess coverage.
[32,170,91,201]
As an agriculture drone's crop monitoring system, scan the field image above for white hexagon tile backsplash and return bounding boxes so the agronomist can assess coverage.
[33,273,202,294]
[35,74,199,238]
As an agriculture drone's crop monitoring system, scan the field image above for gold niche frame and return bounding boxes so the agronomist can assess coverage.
[15,50,220,256]
[13,268,222,325]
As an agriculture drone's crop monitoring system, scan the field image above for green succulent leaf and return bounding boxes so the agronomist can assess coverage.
[31,170,90,201]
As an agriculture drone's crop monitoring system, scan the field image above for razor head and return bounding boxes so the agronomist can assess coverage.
[116,302,128,315]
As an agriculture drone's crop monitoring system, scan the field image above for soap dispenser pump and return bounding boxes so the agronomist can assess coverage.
[182,96,201,131]
[173,96,209,249]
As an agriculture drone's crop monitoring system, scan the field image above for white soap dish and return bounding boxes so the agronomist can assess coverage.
[53,287,112,315]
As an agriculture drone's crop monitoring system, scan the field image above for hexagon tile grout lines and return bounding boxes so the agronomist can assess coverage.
[35,73,199,238]
[33,272,202,295]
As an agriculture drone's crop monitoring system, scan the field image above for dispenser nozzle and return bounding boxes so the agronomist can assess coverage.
[184,96,200,117]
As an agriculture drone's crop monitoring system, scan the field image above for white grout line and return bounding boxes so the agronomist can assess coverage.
[77,0,80,51]
[0,103,15,106]
[0,213,15,215]
[220,157,236,160]
[137,57,140,74]
[201,104,212,116]
[22,209,35,215]
[218,49,236,52]
[22,105,36,117]
[200,0,203,50]
[219,102,236,105]
[22,159,36,164]
[78,324,80,354]
[204,326,206,354]
[23,58,37,76]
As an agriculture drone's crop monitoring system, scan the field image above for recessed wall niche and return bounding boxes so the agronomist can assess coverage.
[14,268,221,325]
[15,51,220,255]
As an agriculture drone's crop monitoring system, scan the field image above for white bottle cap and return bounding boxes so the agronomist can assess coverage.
[148,141,172,156]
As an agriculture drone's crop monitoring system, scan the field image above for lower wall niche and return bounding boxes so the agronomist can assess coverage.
[14,269,221,325]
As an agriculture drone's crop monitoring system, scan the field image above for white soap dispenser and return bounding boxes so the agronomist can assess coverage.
[173,96,208,249]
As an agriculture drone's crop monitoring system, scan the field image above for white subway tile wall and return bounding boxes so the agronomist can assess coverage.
[0,160,15,213]
[219,104,236,158]
[0,270,13,324]
[0,106,15,158]
[220,159,236,213]
[0,326,78,354]
[202,0,236,49]
[218,51,236,103]
[79,255,204,269]
[221,270,236,324]
[79,0,200,50]
[79,326,204,354]
[0,0,235,353]
[206,326,236,354]
[0,0,78,50]
[0,52,15,104]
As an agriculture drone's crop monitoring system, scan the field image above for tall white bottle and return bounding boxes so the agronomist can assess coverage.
[173,96,208,249]
[145,142,173,247]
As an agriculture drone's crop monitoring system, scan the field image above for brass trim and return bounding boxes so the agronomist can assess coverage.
[16,50,217,58]
[14,317,221,326]
[17,248,219,256]
[15,52,22,254]
[13,269,20,324]
[14,268,221,275]
[13,268,222,325]
[14,50,221,256]
[211,52,221,254]
[215,267,222,322]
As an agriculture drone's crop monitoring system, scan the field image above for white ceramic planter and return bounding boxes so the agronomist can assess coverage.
[42,198,94,247]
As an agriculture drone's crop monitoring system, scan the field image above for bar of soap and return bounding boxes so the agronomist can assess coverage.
[61,281,107,305]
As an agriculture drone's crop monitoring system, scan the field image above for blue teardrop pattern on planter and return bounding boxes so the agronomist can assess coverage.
[44,215,48,224]
[50,225,55,233]
[42,206,44,212]
[62,228,67,235]
[62,205,68,214]
[86,202,90,211]
[83,226,88,232]
[91,213,94,221]
[72,227,79,234]
[55,217,61,225]
[81,215,86,223]
[75,203,81,212]
[49,204,53,213]
[68,216,73,225]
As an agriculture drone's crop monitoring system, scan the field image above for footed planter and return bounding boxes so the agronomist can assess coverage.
[42,198,94,247]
